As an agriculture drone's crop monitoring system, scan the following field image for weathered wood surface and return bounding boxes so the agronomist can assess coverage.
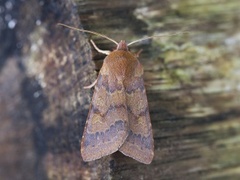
[0,0,240,179]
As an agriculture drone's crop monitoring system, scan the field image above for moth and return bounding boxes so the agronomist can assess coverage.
[58,23,158,164]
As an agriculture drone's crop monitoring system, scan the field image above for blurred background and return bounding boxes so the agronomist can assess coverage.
[1,0,240,179]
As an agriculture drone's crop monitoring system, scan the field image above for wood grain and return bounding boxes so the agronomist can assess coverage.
[1,0,240,179]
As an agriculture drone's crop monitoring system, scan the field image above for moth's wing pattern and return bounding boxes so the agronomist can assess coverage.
[119,63,154,164]
[81,70,129,161]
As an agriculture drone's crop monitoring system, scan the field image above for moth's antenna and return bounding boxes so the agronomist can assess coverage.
[127,31,189,46]
[57,23,118,46]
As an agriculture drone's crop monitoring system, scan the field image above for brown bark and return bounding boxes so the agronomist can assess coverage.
[0,0,240,179]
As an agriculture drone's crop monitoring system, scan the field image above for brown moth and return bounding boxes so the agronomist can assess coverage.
[82,40,154,164]
[58,23,157,164]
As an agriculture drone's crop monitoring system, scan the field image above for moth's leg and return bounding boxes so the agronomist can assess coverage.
[90,40,110,55]
[144,82,152,87]
[84,79,97,89]
[135,49,143,58]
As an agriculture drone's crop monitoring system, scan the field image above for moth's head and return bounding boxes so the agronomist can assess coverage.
[117,40,128,51]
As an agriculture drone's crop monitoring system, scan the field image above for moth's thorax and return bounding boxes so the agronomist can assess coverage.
[103,50,139,79]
